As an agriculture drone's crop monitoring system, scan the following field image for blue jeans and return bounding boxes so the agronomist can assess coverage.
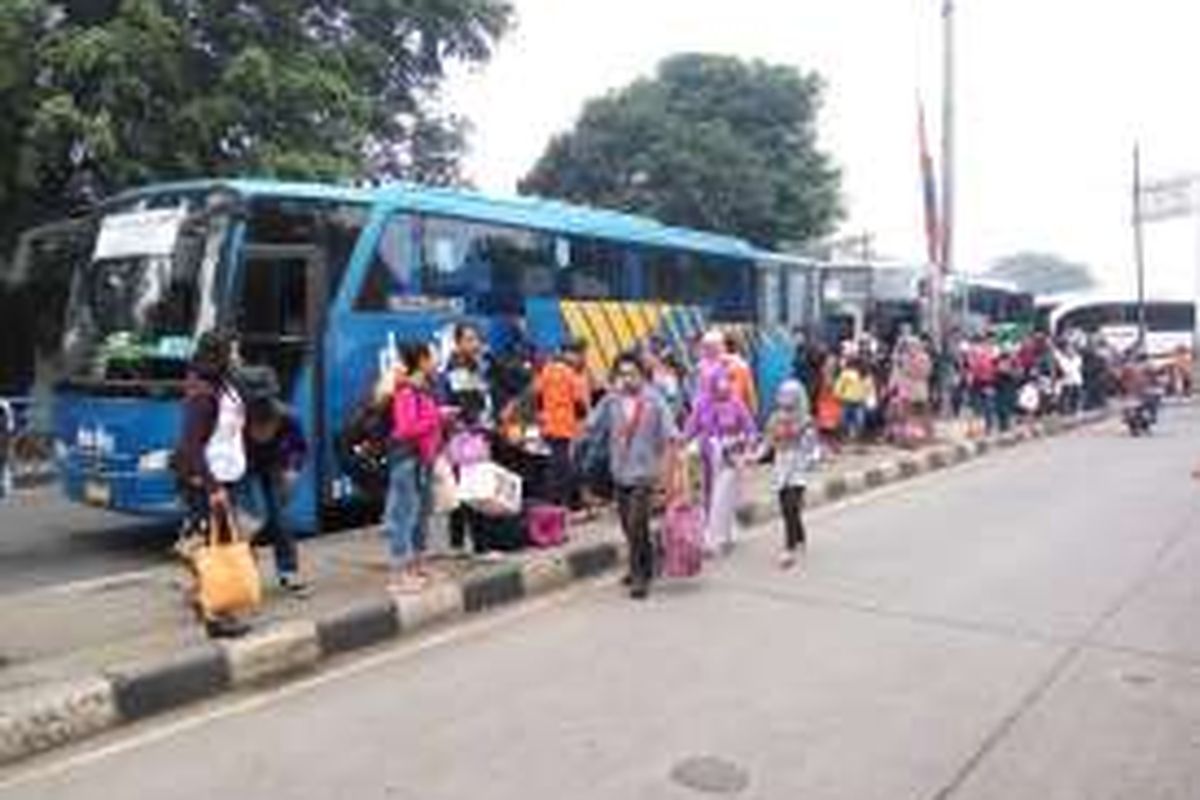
[384,453,430,564]
[239,470,299,578]
[971,386,998,433]
[842,402,866,439]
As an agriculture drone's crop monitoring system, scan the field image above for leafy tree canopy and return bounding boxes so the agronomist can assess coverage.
[0,0,513,265]
[519,53,843,249]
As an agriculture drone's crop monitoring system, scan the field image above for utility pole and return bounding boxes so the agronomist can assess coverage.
[936,0,955,347]
[1133,144,1148,352]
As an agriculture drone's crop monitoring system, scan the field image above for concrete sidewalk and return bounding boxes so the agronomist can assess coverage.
[0,421,967,694]
[0,412,1106,766]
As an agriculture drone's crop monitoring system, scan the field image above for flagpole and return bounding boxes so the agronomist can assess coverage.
[1192,179,1200,393]
[937,0,955,345]
[1133,144,1147,352]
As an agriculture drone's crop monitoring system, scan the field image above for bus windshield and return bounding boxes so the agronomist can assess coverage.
[60,198,231,384]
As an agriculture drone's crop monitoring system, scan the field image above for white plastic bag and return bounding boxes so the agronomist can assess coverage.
[431,456,460,515]
[458,462,523,516]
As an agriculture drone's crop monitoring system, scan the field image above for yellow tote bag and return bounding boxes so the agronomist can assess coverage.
[192,508,262,617]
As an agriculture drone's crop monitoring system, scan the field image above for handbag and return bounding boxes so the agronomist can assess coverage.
[338,394,391,498]
[662,501,704,578]
[192,506,262,618]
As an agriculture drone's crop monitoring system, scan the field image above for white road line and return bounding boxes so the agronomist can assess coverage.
[742,450,997,540]
[5,567,171,601]
[0,578,605,794]
[0,441,1009,791]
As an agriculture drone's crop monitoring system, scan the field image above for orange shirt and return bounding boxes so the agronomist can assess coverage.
[536,360,588,440]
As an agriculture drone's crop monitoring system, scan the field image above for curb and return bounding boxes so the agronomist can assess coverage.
[736,410,1109,529]
[0,537,623,768]
[0,411,1110,768]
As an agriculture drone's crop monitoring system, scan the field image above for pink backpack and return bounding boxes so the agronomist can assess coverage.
[526,504,567,548]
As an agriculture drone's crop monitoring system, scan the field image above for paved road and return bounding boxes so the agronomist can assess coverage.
[0,490,177,596]
[5,408,1200,799]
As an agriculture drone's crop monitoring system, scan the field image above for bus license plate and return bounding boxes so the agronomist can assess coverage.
[84,480,111,507]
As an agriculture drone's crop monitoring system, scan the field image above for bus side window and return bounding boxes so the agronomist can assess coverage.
[355,215,415,312]
[559,238,626,299]
[708,255,753,321]
[325,205,370,300]
[473,227,556,314]
[418,217,556,314]
[644,249,685,303]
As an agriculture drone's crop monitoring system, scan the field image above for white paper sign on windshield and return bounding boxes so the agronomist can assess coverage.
[93,208,186,261]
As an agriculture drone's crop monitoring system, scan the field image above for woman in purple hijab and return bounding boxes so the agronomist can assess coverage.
[684,366,758,555]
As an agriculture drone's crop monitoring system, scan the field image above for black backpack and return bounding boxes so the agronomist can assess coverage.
[337,395,392,501]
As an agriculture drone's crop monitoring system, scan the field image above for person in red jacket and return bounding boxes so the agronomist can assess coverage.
[966,333,999,436]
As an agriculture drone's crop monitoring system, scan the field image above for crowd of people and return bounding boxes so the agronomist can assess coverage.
[794,325,1190,448]
[172,319,1188,635]
[374,325,777,599]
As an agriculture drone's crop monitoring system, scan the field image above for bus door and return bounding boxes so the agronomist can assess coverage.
[234,243,328,529]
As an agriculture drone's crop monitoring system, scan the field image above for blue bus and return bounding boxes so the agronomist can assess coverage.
[18,179,792,532]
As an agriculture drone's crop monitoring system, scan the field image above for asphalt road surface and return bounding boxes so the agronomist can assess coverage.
[4,407,1200,799]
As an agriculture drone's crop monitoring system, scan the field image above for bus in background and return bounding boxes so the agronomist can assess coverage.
[14,180,780,532]
[750,262,1036,347]
[1046,297,1194,361]
[945,274,1035,336]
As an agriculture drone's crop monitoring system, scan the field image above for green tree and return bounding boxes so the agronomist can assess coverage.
[519,53,842,248]
[0,0,513,267]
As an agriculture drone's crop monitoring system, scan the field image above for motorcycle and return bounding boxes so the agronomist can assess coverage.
[1123,389,1161,436]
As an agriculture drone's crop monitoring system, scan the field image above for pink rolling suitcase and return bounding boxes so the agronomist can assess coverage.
[526,504,567,548]
[662,502,704,578]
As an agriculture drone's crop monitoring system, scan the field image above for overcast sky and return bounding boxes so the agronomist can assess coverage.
[446,0,1200,299]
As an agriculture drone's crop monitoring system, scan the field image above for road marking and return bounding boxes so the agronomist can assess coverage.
[742,450,997,540]
[0,437,1030,791]
[4,567,172,602]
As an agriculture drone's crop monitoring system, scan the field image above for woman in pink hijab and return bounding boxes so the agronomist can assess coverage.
[684,367,758,555]
[693,330,728,405]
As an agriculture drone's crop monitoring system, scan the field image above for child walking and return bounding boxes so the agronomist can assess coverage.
[765,380,817,568]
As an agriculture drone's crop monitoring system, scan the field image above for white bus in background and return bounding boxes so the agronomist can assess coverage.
[1044,296,1194,360]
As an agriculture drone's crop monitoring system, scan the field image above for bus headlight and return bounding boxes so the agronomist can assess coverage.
[137,450,173,473]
